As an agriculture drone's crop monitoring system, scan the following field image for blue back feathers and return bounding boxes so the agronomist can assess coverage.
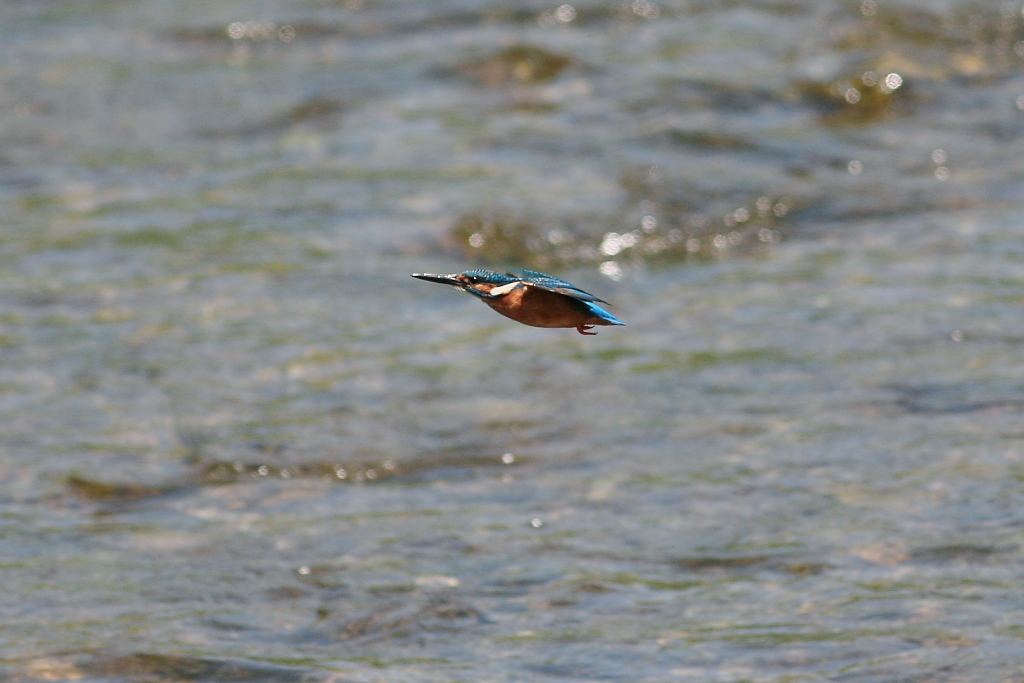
[491,269,610,304]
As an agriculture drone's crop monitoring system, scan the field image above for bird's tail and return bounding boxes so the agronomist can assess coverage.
[583,301,625,326]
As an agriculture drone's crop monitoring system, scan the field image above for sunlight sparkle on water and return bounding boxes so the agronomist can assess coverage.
[600,261,623,280]
[881,72,903,92]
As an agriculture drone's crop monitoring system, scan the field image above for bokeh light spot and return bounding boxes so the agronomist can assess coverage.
[555,4,577,23]
[600,260,623,280]
[600,232,622,256]
[882,72,903,92]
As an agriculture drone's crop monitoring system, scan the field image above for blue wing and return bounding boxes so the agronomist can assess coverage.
[505,269,609,304]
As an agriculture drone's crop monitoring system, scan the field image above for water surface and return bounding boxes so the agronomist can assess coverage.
[3,1,1024,681]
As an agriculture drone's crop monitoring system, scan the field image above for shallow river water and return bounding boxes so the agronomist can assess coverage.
[4,1,1024,681]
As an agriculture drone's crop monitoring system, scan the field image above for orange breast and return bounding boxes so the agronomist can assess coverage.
[483,287,599,329]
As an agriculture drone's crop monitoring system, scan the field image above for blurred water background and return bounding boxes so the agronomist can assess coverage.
[4,0,1024,681]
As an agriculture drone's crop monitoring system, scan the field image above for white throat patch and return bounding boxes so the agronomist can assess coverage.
[488,281,523,296]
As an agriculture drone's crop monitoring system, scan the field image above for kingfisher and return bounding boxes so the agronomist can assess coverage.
[412,268,625,335]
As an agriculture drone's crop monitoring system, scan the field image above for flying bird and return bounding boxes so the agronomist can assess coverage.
[412,268,625,335]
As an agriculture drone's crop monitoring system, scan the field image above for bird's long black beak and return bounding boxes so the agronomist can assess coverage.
[411,273,463,286]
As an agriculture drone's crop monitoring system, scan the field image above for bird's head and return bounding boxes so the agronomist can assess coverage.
[412,269,518,297]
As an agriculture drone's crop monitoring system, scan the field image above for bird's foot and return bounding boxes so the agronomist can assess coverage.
[576,324,597,336]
